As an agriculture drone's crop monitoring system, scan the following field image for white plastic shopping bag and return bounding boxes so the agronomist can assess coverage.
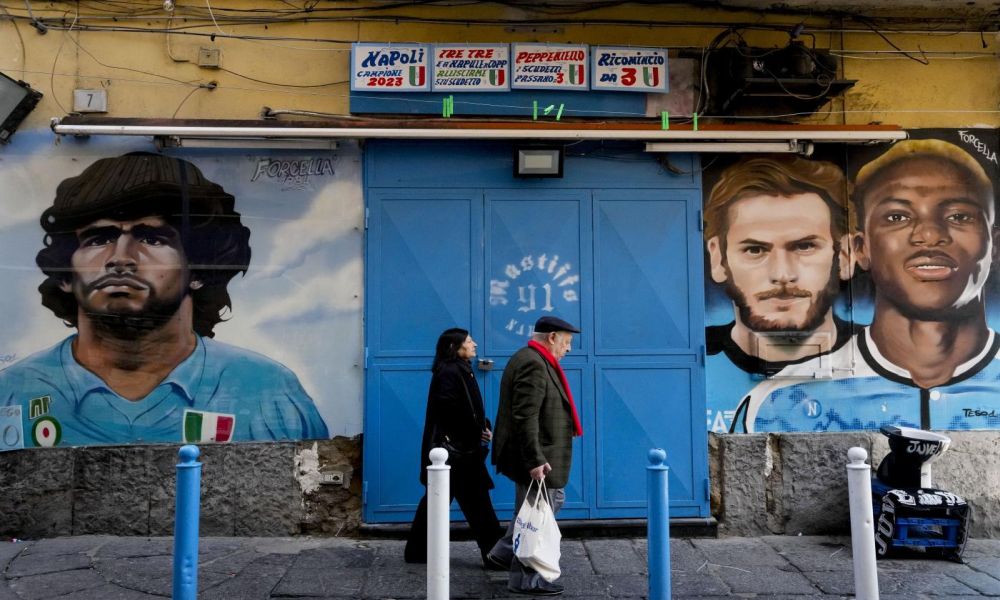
[513,479,562,582]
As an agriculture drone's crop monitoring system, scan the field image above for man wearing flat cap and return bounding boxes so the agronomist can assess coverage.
[487,315,583,596]
[0,152,328,447]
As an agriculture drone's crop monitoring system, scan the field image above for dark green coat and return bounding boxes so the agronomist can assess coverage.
[491,345,575,489]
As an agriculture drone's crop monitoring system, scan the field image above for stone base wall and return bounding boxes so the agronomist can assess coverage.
[2,431,997,539]
[0,437,362,538]
[710,431,1000,538]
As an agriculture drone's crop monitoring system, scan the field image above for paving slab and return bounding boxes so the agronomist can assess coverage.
[200,553,297,600]
[963,554,1000,578]
[691,537,790,568]
[602,573,648,597]
[670,567,730,596]
[762,535,854,572]
[662,539,712,573]
[6,550,92,577]
[947,568,1000,595]
[584,539,646,575]
[8,568,106,600]
[882,570,981,596]
[558,573,611,597]
[51,583,166,600]
[709,563,820,595]
[20,536,111,557]
[271,566,367,597]
[95,538,172,559]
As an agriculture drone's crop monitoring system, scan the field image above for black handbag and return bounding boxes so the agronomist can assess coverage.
[433,370,486,466]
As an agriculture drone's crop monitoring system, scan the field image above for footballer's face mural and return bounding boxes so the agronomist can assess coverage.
[708,192,846,333]
[857,157,997,320]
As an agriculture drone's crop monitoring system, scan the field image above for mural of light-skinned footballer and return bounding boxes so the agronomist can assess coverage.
[702,156,857,433]
[744,139,1000,432]
[0,152,329,447]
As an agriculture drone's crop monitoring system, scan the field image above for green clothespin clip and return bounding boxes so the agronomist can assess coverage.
[661,111,669,130]
[533,100,538,121]
[693,112,699,131]
[556,104,564,121]
[544,104,555,115]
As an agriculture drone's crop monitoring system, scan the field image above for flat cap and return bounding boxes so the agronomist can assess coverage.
[534,315,581,334]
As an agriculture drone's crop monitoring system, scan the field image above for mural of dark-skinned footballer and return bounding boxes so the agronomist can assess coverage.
[0,153,329,446]
[743,138,1000,432]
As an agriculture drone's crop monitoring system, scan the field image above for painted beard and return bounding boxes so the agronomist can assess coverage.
[724,252,841,334]
[76,278,188,340]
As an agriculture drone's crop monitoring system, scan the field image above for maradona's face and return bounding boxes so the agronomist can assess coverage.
[62,216,196,323]
[859,158,995,318]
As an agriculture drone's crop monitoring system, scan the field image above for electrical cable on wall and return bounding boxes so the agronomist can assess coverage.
[4,0,997,124]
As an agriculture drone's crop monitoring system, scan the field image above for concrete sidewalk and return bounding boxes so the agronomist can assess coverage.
[2,535,999,599]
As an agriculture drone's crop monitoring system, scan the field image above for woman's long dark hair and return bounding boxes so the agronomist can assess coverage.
[432,327,469,372]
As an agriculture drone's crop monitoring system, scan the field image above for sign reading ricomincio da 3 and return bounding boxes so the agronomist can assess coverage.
[591,46,669,93]
[511,43,589,91]
[432,44,511,92]
[350,43,432,92]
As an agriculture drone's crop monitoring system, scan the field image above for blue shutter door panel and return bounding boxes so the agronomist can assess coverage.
[364,140,708,523]
[364,190,483,522]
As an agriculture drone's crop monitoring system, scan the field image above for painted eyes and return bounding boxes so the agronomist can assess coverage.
[882,212,977,225]
[945,212,976,224]
[740,242,818,257]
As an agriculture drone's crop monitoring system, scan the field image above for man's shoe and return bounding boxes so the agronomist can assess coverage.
[508,580,564,596]
[484,552,511,571]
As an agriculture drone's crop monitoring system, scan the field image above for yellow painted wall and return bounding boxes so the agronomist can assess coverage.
[1,1,997,131]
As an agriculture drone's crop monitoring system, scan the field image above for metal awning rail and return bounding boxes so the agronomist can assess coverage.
[50,116,907,149]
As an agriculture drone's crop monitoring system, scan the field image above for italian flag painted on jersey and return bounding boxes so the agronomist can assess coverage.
[568,64,585,85]
[32,416,61,447]
[643,67,660,88]
[409,66,426,87]
[183,410,235,443]
[489,69,505,86]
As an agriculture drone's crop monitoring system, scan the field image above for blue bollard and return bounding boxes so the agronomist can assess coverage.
[647,448,671,600]
[173,445,202,600]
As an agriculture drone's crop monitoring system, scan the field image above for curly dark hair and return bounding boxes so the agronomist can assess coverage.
[35,153,251,338]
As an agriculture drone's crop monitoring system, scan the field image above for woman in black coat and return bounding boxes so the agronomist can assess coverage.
[404,328,503,569]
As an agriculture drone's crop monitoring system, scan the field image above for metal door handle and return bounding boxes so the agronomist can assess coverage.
[477,359,494,371]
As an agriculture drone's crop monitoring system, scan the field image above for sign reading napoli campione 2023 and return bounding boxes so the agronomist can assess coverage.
[350,42,670,93]
[703,129,1000,434]
[0,134,364,450]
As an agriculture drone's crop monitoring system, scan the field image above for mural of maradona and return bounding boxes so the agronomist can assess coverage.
[0,152,329,447]
[707,131,1000,433]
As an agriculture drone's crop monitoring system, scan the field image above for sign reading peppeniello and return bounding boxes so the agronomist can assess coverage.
[432,44,510,92]
[350,43,431,92]
[511,43,589,90]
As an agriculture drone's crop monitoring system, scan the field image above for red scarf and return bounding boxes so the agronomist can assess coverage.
[528,340,583,437]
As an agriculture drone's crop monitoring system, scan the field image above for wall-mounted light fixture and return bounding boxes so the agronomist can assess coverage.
[0,72,43,144]
[514,145,564,178]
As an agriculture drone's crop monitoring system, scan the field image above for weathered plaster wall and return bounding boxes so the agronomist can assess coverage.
[711,431,1000,538]
[0,2,996,132]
